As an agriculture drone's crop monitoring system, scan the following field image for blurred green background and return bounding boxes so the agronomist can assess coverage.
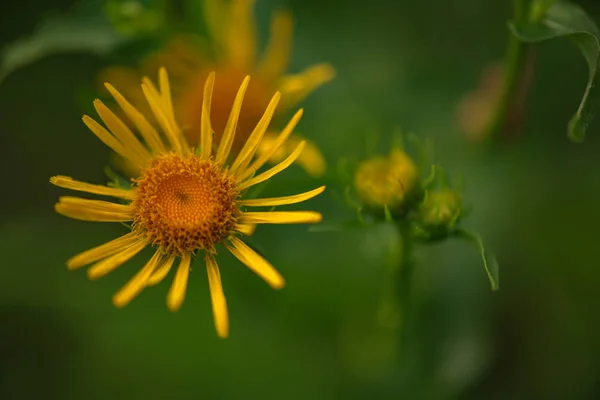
[2,0,600,399]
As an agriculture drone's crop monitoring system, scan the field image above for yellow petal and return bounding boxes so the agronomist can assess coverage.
[206,254,229,338]
[87,239,147,280]
[82,115,143,167]
[215,75,250,165]
[55,196,133,222]
[240,211,322,225]
[167,253,191,311]
[235,224,257,236]
[200,71,216,159]
[224,0,257,69]
[93,99,151,164]
[226,236,285,289]
[50,176,134,199]
[104,83,166,153]
[236,109,303,181]
[112,250,163,308]
[141,79,188,155]
[230,91,281,174]
[256,10,292,80]
[158,67,174,120]
[278,63,336,110]
[146,254,176,286]
[67,232,140,270]
[236,141,306,191]
[239,186,326,207]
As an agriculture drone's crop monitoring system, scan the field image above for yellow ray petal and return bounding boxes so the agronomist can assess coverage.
[225,0,257,69]
[167,253,191,311]
[278,63,336,110]
[236,141,305,191]
[82,115,144,166]
[87,239,147,280]
[236,109,303,181]
[50,176,134,199]
[55,197,133,222]
[226,236,285,289]
[235,224,257,236]
[257,133,327,178]
[215,75,250,165]
[257,10,292,80]
[93,99,151,164]
[240,211,322,224]
[206,254,229,338]
[112,250,163,307]
[146,254,176,286]
[141,79,188,155]
[200,71,216,159]
[230,91,281,174]
[158,67,174,120]
[67,232,140,270]
[239,185,325,207]
[104,83,166,153]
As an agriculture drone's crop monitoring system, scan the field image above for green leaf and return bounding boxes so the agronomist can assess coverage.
[0,2,128,84]
[453,229,500,291]
[508,1,600,142]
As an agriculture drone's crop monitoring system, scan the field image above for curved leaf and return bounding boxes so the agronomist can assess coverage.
[509,1,600,142]
[453,229,500,291]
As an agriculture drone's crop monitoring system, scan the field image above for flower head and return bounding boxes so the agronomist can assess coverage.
[416,188,463,237]
[100,0,335,177]
[353,149,419,210]
[51,67,325,338]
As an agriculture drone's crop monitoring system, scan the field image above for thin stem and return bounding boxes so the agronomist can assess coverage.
[486,0,527,140]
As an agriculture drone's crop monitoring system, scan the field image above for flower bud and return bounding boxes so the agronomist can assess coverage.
[353,149,418,210]
[416,188,462,236]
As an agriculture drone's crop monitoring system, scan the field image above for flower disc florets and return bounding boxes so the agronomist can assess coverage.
[132,153,240,254]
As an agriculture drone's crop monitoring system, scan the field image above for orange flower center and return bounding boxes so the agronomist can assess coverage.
[132,153,240,254]
[179,68,273,152]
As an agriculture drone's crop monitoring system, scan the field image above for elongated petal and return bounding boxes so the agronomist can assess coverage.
[278,64,336,110]
[93,99,151,164]
[55,197,133,222]
[167,253,191,311]
[236,109,303,181]
[50,176,134,199]
[146,254,176,286]
[230,91,281,174]
[113,250,163,307]
[236,141,305,191]
[104,83,166,153]
[67,232,140,270]
[256,133,327,178]
[158,67,174,120]
[239,186,325,207]
[206,254,229,338]
[225,0,257,69]
[235,224,257,236]
[87,239,147,280]
[142,80,188,155]
[200,72,215,159]
[257,11,292,80]
[215,75,250,165]
[240,211,322,224]
[82,115,143,166]
[226,237,285,289]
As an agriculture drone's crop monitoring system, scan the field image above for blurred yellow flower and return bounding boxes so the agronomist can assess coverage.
[50,67,325,338]
[354,149,418,209]
[100,0,335,177]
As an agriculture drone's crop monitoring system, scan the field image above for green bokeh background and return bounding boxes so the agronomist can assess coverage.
[2,0,600,398]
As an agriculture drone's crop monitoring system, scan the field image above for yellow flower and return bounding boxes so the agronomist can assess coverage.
[100,0,335,177]
[353,149,418,209]
[50,67,325,338]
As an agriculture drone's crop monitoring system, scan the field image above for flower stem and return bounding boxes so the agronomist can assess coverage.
[486,0,527,139]
[396,221,415,347]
